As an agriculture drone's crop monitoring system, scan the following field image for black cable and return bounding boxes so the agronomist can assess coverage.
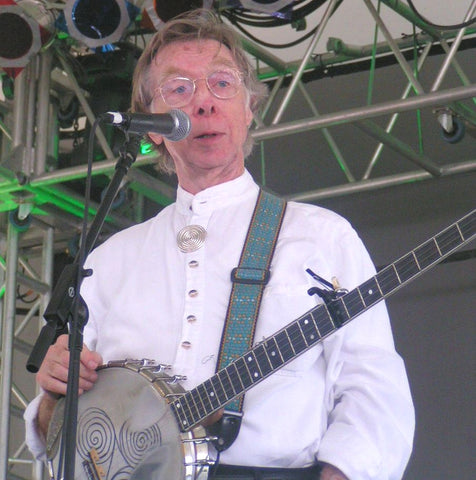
[220,0,344,49]
[224,0,329,28]
[406,0,476,30]
[225,12,320,48]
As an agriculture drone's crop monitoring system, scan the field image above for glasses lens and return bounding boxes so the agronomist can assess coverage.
[207,70,240,98]
[161,77,194,107]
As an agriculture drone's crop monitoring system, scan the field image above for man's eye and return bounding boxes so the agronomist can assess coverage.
[173,85,188,94]
[216,79,231,88]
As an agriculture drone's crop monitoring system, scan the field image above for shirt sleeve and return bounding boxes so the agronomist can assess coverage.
[315,227,415,479]
[23,392,47,462]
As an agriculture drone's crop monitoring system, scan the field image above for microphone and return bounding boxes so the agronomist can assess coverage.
[100,109,191,141]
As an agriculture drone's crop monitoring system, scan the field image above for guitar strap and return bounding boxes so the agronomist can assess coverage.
[209,189,287,452]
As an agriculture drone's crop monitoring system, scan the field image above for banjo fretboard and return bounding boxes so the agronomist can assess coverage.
[171,209,476,431]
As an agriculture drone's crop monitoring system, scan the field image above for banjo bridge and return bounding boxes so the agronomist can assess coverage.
[81,448,105,480]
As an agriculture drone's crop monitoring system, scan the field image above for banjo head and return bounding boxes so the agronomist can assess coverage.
[46,361,210,480]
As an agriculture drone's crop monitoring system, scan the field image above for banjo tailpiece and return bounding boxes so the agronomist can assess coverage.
[207,410,243,452]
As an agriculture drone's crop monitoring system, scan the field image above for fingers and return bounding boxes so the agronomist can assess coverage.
[36,334,102,397]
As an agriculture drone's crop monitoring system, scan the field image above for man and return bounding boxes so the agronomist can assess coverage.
[25,9,414,480]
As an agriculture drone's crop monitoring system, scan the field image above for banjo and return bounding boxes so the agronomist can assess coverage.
[46,209,476,480]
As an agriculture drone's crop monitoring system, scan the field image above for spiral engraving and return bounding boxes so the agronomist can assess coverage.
[110,466,134,480]
[118,421,162,466]
[77,407,116,463]
[176,225,207,253]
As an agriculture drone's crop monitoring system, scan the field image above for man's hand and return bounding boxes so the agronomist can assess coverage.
[35,334,102,438]
[320,463,349,480]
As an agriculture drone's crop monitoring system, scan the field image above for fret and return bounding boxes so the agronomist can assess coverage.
[296,319,310,346]
[341,289,365,317]
[298,313,321,345]
[394,251,421,283]
[311,307,336,337]
[244,352,262,382]
[414,238,441,269]
[179,392,199,427]
[376,264,400,295]
[274,330,295,362]
[330,297,350,326]
[202,379,221,410]
[235,357,253,389]
[226,362,245,392]
[459,211,476,238]
[172,398,189,430]
[359,277,382,307]
[264,337,284,369]
[217,369,236,398]
[190,389,207,418]
[184,391,201,423]
[286,322,308,354]
[197,381,217,412]
[436,224,464,256]
[254,343,273,376]
[210,374,228,405]
[309,310,321,338]
[412,250,421,270]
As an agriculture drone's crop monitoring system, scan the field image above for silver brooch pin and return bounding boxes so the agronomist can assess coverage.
[177,225,207,253]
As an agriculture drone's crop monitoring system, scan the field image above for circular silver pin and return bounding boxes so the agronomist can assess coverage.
[177,225,207,253]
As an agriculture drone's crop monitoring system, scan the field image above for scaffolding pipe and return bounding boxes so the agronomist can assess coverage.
[271,0,341,124]
[0,220,20,479]
[287,160,476,202]
[431,0,476,92]
[252,83,476,141]
[35,50,54,176]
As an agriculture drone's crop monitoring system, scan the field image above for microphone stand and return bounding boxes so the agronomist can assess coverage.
[27,134,141,479]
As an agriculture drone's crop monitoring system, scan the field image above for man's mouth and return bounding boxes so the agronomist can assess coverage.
[196,133,218,139]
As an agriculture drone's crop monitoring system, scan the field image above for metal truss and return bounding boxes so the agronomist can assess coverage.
[1,1,475,478]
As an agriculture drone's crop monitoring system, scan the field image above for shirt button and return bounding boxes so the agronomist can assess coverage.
[188,260,199,268]
[187,315,197,323]
[181,341,192,349]
[188,289,198,297]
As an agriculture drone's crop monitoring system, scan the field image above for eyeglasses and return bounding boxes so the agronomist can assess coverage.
[155,69,243,108]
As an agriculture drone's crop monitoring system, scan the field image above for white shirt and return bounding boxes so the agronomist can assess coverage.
[25,170,414,479]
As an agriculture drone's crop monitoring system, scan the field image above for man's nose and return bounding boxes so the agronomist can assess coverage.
[192,79,216,116]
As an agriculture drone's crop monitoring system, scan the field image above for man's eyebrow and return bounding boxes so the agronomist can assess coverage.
[157,60,239,81]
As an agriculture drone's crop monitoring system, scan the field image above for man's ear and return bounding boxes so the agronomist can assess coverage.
[245,103,253,127]
[148,132,164,146]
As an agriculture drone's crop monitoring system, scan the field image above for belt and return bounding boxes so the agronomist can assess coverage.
[210,464,322,480]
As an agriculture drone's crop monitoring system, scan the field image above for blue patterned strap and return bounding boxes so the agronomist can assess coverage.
[216,189,287,413]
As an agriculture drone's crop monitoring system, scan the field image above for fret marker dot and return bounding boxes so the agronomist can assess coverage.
[176,403,181,408]
[310,334,315,340]
[254,372,259,378]
[368,289,373,294]
[304,319,308,324]
[271,351,276,356]
[210,391,215,396]
[247,356,252,362]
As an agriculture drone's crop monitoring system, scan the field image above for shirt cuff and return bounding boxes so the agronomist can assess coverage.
[24,393,47,462]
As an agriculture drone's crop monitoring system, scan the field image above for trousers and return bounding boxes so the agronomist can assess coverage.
[210,464,322,480]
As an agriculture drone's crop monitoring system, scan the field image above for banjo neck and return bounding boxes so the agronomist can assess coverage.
[171,209,476,432]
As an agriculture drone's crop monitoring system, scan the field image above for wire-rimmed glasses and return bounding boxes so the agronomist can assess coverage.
[155,69,243,108]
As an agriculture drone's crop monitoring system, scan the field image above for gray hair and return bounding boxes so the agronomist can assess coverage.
[131,9,267,174]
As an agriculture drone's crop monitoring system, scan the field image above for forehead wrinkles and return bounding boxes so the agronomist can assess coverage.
[152,40,238,81]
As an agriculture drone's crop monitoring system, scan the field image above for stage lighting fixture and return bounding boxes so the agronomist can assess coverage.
[239,0,295,15]
[63,0,138,48]
[0,0,47,69]
[152,0,213,24]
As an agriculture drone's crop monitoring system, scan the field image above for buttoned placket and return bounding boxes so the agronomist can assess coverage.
[174,197,212,379]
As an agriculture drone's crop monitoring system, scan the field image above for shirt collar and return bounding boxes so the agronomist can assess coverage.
[176,170,259,215]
